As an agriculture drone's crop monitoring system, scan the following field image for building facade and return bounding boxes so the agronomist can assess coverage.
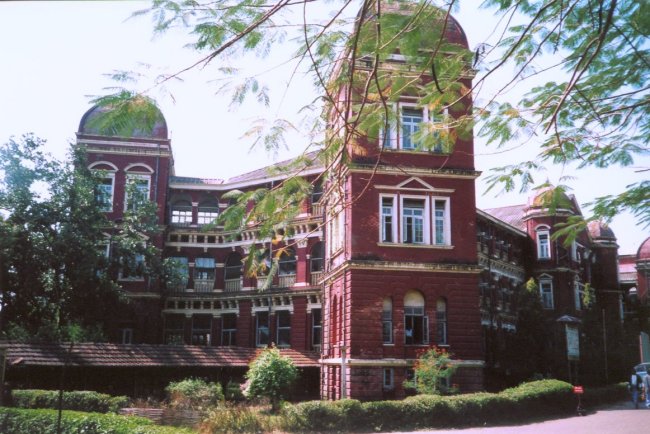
[73,3,626,400]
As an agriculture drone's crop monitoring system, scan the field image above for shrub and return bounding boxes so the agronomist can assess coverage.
[405,346,457,395]
[203,404,270,433]
[279,379,576,432]
[225,380,245,402]
[0,407,194,434]
[11,389,129,413]
[165,378,224,411]
[245,347,298,413]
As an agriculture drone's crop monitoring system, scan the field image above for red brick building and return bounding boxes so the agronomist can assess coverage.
[64,2,627,400]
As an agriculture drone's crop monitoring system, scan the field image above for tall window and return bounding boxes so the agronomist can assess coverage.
[436,298,448,345]
[536,227,551,259]
[224,253,243,280]
[311,308,322,350]
[402,199,425,244]
[401,107,423,150]
[191,315,211,346]
[221,314,237,346]
[168,257,189,290]
[276,310,291,347]
[539,278,554,309]
[120,328,133,344]
[381,196,396,243]
[310,242,324,273]
[96,176,115,212]
[311,181,323,204]
[125,175,151,211]
[382,298,393,344]
[434,200,447,245]
[256,312,270,347]
[383,368,394,390]
[164,314,184,345]
[198,201,219,226]
[404,290,428,345]
[574,281,585,311]
[194,258,215,280]
[278,248,296,276]
[119,252,145,280]
[171,201,192,226]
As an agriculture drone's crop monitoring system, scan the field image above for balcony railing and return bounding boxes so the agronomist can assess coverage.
[224,278,242,293]
[310,272,323,286]
[278,274,296,288]
[311,202,324,216]
[194,279,215,293]
[256,276,269,290]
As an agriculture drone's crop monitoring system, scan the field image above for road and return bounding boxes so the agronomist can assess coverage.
[382,400,650,434]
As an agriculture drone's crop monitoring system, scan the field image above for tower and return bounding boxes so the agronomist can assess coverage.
[321,1,484,399]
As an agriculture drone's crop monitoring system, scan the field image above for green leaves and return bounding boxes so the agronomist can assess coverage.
[244,346,298,412]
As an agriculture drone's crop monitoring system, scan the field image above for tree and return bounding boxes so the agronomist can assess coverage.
[244,346,298,412]
[404,346,457,395]
[91,0,647,271]
[0,134,165,341]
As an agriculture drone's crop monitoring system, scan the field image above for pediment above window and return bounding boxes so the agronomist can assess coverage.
[376,176,454,194]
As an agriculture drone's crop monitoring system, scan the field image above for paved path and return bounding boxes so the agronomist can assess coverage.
[382,400,650,434]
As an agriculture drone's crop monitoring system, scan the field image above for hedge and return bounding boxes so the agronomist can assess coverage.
[0,407,195,434]
[281,379,576,432]
[11,389,129,413]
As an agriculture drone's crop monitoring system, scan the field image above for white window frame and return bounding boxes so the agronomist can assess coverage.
[574,280,585,311]
[382,298,393,344]
[118,247,146,281]
[124,174,151,212]
[379,194,397,243]
[401,195,430,245]
[171,202,193,225]
[276,310,291,348]
[221,314,237,346]
[96,173,116,212]
[120,328,133,344]
[383,368,394,390]
[311,308,322,350]
[197,203,219,226]
[436,298,448,345]
[539,278,554,309]
[432,197,451,245]
[256,311,270,347]
[400,104,426,150]
[379,101,448,152]
[536,226,551,260]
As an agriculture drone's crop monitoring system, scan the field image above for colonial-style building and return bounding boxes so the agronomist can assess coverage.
[7,2,628,400]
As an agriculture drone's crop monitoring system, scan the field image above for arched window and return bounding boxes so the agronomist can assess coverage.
[404,290,428,345]
[382,297,393,344]
[310,242,324,273]
[171,200,192,226]
[198,200,219,226]
[278,248,296,276]
[436,298,448,345]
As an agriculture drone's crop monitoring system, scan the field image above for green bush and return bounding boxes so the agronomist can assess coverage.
[0,407,194,434]
[11,389,129,413]
[166,378,224,410]
[203,404,269,433]
[225,380,245,402]
[279,379,576,432]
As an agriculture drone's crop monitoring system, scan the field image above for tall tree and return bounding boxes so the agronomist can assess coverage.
[0,135,164,341]
[93,0,647,263]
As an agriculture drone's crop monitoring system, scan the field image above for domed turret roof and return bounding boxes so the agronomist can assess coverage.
[587,220,617,241]
[637,237,650,260]
[78,97,168,140]
[528,185,574,209]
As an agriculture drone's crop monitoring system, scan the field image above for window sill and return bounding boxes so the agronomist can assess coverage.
[383,148,450,156]
[382,343,395,346]
[377,242,453,250]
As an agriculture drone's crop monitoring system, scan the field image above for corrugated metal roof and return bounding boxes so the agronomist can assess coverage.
[481,204,527,232]
[6,342,319,368]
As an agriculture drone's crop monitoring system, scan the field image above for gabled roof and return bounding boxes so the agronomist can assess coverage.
[481,204,527,232]
[6,342,319,369]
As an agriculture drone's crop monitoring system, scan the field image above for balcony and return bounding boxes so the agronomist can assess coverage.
[311,202,324,216]
[256,276,269,290]
[224,278,242,293]
[310,272,323,286]
[278,274,296,288]
[194,279,215,293]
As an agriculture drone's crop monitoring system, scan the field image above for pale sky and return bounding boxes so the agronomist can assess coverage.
[1,1,647,254]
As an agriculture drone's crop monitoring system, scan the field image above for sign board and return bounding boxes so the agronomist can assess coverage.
[566,324,580,361]
[573,386,584,394]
